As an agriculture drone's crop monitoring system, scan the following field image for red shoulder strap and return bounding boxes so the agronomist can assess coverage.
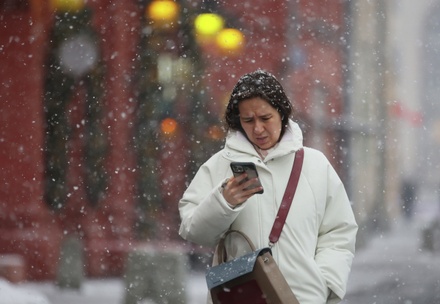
[268,148,304,246]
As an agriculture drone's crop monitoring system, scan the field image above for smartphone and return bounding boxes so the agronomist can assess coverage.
[230,162,264,194]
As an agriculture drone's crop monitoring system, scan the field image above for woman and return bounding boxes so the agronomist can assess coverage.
[179,70,358,303]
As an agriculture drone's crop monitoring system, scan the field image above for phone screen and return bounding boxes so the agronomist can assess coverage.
[230,162,264,194]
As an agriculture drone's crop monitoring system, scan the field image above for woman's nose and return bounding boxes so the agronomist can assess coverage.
[253,121,263,133]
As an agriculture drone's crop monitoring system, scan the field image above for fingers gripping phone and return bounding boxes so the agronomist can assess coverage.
[230,162,264,194]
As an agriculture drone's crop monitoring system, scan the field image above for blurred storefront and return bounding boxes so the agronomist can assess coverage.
[1,0,362,280]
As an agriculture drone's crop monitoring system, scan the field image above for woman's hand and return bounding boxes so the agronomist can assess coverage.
[222,174,263,207]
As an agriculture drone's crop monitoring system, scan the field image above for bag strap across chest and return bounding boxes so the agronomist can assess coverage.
[268,148,304,247]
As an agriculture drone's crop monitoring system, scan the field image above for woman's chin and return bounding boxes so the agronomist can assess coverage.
[255,142,273,150]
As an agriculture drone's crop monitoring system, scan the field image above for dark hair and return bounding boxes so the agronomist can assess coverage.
[224,69,293,139]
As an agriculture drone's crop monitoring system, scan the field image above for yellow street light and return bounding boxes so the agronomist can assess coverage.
[146,0,180,28]
[51,0,85,12]
[216,28,245,55]
[194,13,224,42]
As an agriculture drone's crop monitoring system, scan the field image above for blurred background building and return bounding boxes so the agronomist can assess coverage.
[0,0,438,282]
[392,0,440,215]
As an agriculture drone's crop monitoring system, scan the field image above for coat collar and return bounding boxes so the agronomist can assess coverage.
[224,120,304,160]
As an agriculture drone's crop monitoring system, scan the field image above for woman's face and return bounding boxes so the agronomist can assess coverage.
[238,97,282,150]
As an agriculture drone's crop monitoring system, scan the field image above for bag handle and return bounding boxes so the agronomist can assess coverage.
[216,230,256,264]
[268,148,304,247]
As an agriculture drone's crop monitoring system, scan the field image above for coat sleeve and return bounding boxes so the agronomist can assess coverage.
[178,161,245,247]
[315,161,358,301]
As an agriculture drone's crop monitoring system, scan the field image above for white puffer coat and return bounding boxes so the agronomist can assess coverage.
[179,120,358,304]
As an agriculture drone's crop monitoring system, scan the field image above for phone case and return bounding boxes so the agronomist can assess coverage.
[230,162,264,194]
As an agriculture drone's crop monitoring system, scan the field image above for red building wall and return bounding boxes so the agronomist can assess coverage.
[289,0,348,173]
[0,0,347,280]
[0,2,63,280]
[0,1,140,279]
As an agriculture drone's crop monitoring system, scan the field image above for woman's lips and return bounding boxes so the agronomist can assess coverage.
[255,136,267,145]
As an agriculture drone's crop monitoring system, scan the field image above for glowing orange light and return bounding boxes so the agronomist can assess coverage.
[207,125,224,140]
[160,117,178,134]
